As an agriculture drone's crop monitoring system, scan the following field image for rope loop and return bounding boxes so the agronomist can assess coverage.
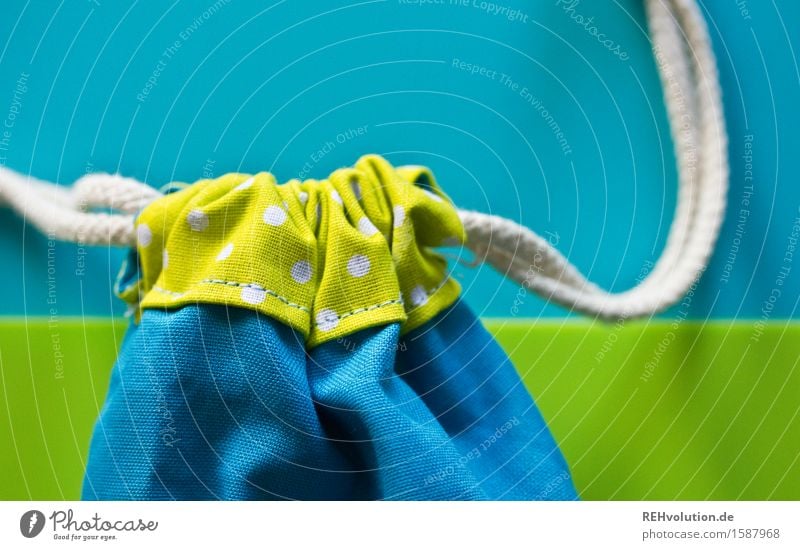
[0,0,727,319]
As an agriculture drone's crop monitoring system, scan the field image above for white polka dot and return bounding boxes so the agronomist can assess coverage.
[393,205,405,228]
[216,243,234,261]
[187,209,209,231]
[298,191,309,204]
[358,217,379,237]
[136,224,152,247]
[410,285,428,307]
[351,181,362,200]
[241,285,266,305]
[347,254,370,278]
[331,190,343,205]
[290,260,312,284]
[235,177,254,191]
[423,189,444,202]
[263,205,287,226]
[316,309,339,332]
[283,200,289,209]
[162,249,169,268]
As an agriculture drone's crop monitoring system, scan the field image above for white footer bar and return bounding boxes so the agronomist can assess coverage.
[1,501,797,549]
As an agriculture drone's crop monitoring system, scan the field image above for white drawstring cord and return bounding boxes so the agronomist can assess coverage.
[0,0,727,319]
[0,168,160,246]
[72,173,164,214]
[460,0,728,319]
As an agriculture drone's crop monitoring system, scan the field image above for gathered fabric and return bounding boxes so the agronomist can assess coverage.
[83,155,578,500]
[122,155,464,347]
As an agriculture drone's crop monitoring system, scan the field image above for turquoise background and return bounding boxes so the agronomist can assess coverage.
[0,0,797,319]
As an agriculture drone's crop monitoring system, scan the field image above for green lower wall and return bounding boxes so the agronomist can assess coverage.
[1,318,798,500]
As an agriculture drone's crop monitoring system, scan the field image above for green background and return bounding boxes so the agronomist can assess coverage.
[2,319,797,500]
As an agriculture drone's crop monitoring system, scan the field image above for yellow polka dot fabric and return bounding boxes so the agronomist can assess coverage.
[121,155,466,347]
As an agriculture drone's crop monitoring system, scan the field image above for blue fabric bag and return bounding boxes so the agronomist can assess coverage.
[82,157,578,500]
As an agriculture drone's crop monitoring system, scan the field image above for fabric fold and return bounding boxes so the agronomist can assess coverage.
[123,155,465,347]
[85,156,578,501]
[83,302,577,500]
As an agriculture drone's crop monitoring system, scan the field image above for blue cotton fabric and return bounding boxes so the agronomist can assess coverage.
[83,300,578,500]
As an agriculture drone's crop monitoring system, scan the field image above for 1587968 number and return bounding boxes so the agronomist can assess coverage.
[735,528,780,539]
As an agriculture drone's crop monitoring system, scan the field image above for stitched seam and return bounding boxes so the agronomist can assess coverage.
[149,280,310,313]
[148,275,453,324]
[335,298,405,322]
[201,279,311,312]
[152,285,185,298]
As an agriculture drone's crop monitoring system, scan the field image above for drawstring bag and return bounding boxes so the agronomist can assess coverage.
[0,0,726,500]
[86,155,579,500]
